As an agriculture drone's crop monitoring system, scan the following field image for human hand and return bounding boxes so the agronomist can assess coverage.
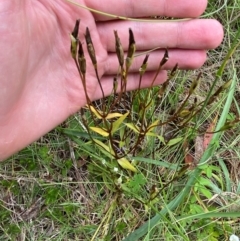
[0,0,223,160]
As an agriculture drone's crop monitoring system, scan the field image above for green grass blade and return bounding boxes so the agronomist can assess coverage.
[218,158,232,192]
[133,156,179,170]
[60,128,105,140]
[123,55,238,241]
[178,211,240,221]
[237,183,240,195]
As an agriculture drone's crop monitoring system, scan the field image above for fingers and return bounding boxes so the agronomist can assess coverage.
[0,0,19,15]
[104,49,207,75]
[98,19,224,52]
[85,0,207,20]
[91,71,168,101]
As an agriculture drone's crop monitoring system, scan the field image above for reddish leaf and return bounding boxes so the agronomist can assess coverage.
[203,115,218,150]
[183,141,194,166]
[185,153,194,165]
[195,136,204,163]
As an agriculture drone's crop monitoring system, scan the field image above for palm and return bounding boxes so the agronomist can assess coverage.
[1,1,107,116]
[30,1,108,107]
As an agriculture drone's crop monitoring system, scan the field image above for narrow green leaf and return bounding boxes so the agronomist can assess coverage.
[132,157,179,170]
[167,137,183,146]
[93,139,114,157]
[60,128,105,140]
[124,123,140,133]
[218,158,231,192]
[178,212,240,221]
[111,112,129,134]
[198,176,212,186]
[147,119,159,132]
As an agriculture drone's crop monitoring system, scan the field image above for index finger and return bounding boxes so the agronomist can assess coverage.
[83,0,208,20]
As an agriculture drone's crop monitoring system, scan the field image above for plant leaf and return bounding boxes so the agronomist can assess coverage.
[147,119,159,132]
[93,139,114,157]
[124,123,140,133]
[145,132,157,137]
[88,105,124,119]
[111,112,129,134]
[203,115,218,150]
[105,112,124,119]
[167,137,183,146]
[90,127,109,137]
[117,158,137,172]
[88,105,102,119]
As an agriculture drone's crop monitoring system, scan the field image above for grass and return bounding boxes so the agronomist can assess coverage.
[1,0,240,240]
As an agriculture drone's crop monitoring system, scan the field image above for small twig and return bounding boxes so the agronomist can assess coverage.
[66,0,192,22]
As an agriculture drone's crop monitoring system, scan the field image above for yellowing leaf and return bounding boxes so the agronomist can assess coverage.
[111,112,129,134]
[88,105,102,119]
[105,112,124,119]
[124,123,140,133]
[90,127,109,137]
[93,139,114,156]
[179,109,191,118]
[148,120,159,132]
[146,132,158,137]
[88,105,124,120]
[117,158,137,172]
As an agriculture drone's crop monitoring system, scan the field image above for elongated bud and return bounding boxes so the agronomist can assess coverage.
[158,84,166,97]
[217,117,240,132]
[188,97,198,111]
[85,27,97,66]
[113,77,118,94]
[126,28,136,70]
[78,41,86,74]
[207,95,217,105]
[222,79,232,90]
[127,29,135,59]
[150,185,159,200]
[114,30,124,67]
[170,63,178,77]
[159,49,169,67]
[179,109,191,118]
[70,19,80,59]
[210,78,233,103]
[139,54,149,76]
[189,72,201,95]
[72,19,80,39]
[70,35,78,59]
